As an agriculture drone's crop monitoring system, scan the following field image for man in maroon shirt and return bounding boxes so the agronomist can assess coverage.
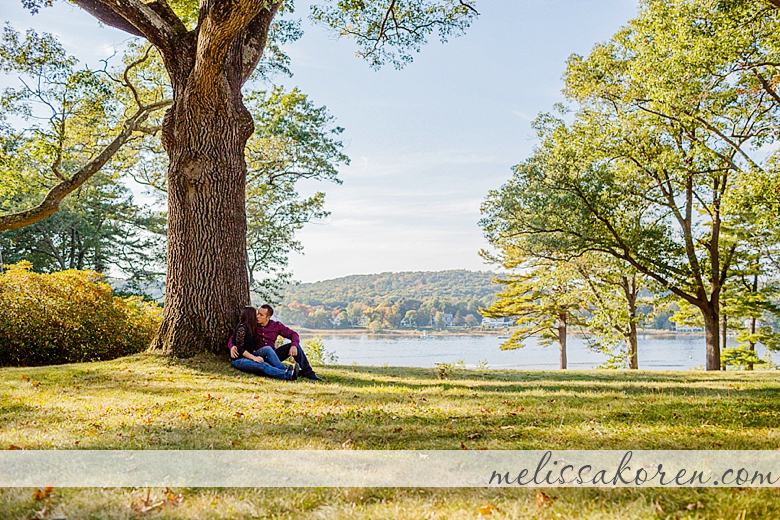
[229,304,323,381]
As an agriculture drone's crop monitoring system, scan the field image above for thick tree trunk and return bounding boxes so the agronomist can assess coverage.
[558,312,567,370]
[702,307,721,370]
[150,77,254,357]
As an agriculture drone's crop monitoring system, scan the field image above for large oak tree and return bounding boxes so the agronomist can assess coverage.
[12,0,478,356]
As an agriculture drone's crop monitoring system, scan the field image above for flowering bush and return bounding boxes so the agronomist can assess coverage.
[0,262,161,366]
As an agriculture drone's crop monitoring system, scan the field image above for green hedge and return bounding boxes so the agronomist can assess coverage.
[0,262,162,366]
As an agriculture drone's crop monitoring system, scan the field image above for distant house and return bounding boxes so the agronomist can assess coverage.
[443,313,454,327]
[400,317,414,327]
[674,325,704,332]
[357,317,368,326]
[482,317,512,328]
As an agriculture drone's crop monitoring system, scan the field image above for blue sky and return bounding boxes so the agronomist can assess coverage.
[3,0,639,282]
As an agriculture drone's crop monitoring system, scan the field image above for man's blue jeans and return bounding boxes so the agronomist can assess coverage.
[231,346,292,380]
[275,343,315,375]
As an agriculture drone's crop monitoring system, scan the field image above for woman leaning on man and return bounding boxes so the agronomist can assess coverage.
[230,306,301,381]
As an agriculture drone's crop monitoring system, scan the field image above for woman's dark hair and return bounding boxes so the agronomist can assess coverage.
[260,304,274,317]
[238,306,257,338]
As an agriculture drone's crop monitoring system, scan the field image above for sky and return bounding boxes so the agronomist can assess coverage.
[2,0,639,283]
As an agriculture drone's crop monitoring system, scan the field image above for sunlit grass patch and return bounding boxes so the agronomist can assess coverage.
[1,354,780,517]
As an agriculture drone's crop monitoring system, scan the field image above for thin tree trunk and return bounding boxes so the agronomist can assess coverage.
[558,312,567,370]
[627,322,638,370]
[748,274,758,371]
[748,316,757,371]
[623,275,639,369]
[721,315,728,359]
[68,225,76,269]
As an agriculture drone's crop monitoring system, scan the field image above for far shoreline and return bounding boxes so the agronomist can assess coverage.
[296,327,706,338]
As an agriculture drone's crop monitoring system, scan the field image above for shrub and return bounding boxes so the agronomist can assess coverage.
[302,335,338,366]
[722,346,777,370]
[0,262,162,366]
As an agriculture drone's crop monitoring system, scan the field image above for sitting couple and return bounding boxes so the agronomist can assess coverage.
[229,304,323,382]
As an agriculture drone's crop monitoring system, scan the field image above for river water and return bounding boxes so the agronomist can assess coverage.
[311,333,780,370]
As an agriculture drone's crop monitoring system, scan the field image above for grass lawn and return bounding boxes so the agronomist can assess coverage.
[1,353,779,518]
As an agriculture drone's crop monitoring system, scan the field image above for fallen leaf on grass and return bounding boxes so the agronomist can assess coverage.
[234,412,244,418]
[460,442,468,450]
[136,500,165,514]
[478,503,498,515]
[342,438,355,450]
[467,433,482,440]
[32,487,53,500]
[21,375,29,382]
[9,444,22,450]
[31,381,40,387]
[653,496,664,514]
[686,501,704,510]
[536,491,556,507]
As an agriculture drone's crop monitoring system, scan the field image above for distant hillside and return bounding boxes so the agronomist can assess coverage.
[282,270,500,306]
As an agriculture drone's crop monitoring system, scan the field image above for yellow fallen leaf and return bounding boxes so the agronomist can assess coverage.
[478,503,498,515]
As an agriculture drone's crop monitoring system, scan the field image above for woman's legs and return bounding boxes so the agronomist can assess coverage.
[231,357,293,380]
[253,346,287,370]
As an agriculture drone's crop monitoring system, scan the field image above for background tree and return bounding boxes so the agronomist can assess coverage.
[482,258,585,370]
[568,254,646,369]
[482,0,780,370]
[0,27,168,285]
[0,26,169,231]
[0,171,166,290]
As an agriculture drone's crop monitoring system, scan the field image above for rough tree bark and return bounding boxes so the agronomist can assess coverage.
[69,0,281,355]
[703,306,721,371]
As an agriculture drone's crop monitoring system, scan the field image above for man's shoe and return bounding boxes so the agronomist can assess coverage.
[302,371,324,382]
[289,363,301,381]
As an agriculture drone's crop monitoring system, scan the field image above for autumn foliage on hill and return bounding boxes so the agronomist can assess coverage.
[0,262,161,366]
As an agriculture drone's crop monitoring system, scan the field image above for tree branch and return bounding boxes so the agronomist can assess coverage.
[193,0,268,92]
[72,0,186,62]
[0,100,172,231]
[239,2,281,85]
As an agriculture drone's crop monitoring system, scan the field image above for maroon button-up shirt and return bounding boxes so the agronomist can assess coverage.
[229,320,300,352]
